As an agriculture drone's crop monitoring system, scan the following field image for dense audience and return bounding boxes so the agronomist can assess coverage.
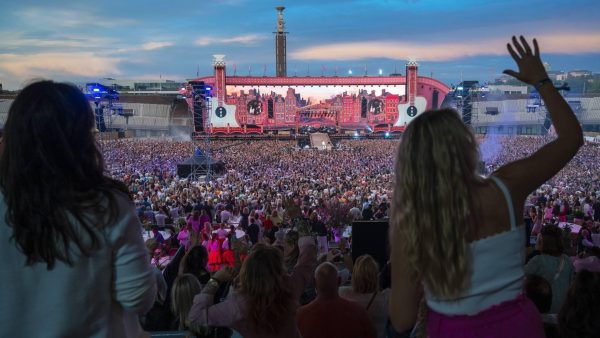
[3,37,600,338]
[95,134,600,337]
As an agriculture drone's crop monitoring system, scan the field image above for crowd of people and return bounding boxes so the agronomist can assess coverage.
[2,37,600,338]
[93,132,600,337]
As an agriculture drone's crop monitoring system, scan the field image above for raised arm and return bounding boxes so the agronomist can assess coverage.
[494,36,583,203]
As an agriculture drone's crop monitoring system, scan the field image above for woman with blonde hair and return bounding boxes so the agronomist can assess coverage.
[340,254,389,338]
[389,37,583,338]
[171,274,203,332]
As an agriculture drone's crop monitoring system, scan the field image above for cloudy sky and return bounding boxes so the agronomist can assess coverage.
[1,0,599,90]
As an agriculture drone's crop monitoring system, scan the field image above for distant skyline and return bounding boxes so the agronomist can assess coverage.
[1,0,599,90]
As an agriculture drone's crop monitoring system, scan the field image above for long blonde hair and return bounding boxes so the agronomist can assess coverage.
[391,109,479,298]
[171,273,203,330]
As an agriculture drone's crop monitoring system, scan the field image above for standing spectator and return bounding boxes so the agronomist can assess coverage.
[207,234,222,272]
[362,203,374,220]
[188,201,317,338]
[144,206,156,225]
[340,255,389,338]
[311,211,329,255]
[152,226,165,245]
[0,81,156,337]
[297,262,377,338]
[177,224,191,250]
[187,210,202,234]
[155,208,167,227]
[558,270,600,338]
[169,203,181,221]
[240,207,250,230]
[247,218,260,245]
[389,37,581,337]
[349,202,362,221]
[171,274,204,333]
[525,224,574,313]
[544,203,554,222]
[592,197,600,222]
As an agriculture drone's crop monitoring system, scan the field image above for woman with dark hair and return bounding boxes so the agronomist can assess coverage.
[525,224,574,313]
[188,198,316,338]
[558,270,600,338]
[179,244,211,285]
[0,81,156,337]
[389,37,583,337]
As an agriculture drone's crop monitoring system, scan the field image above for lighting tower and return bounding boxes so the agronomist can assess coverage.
[275,6,287,77]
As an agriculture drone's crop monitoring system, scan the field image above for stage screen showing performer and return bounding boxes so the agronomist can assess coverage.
[369,99,383,115]
[247,100,263,115]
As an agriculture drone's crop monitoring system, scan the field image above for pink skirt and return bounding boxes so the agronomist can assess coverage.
[427,294,544,338]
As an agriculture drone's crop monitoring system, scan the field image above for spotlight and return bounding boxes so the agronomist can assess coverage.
[385,131,390,137]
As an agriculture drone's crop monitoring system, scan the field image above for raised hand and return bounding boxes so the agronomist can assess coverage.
[503,36,549,86]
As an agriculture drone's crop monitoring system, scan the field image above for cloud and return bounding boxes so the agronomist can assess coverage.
[0,33,117,50]
[291,32,600,61]
[0,52,122,78]
[140,41,174,51]
[18,7,136,29]
[194,34,265,46]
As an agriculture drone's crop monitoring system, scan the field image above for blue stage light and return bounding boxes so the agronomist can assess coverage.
[385,131,390,137]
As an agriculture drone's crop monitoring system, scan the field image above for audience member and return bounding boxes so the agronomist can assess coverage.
[339,255,389,338]
[171,274,204,332]
[525,224,574,313]
[524,274,559,338]
[297,262,377,338]
[558,270,600,338]
[389,37,582,337]
[0,81,156,337]
[187,200,316,338]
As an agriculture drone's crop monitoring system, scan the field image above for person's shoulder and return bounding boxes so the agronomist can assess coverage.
[338,285,352,294]
[108,188,135,209]
[297,300,317,317]
[338,296,365,310]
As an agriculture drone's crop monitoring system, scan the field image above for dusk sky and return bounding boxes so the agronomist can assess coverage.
[1,0,599,90]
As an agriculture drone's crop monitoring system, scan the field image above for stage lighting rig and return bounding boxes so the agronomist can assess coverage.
[84,83,120,132]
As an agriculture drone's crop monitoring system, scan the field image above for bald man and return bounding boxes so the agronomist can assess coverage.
[297,262,377,338]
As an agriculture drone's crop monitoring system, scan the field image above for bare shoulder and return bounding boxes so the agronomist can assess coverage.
[467,177,514,242]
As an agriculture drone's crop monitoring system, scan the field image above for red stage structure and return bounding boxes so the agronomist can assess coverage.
[182,57,450,135]
[182,8,451,135]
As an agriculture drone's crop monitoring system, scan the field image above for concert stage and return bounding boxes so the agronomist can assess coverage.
[180,7,451,136]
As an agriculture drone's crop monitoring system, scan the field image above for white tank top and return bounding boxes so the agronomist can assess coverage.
[425,176,525,316]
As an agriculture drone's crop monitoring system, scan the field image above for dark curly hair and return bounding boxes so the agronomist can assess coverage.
[178,245,210,284]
